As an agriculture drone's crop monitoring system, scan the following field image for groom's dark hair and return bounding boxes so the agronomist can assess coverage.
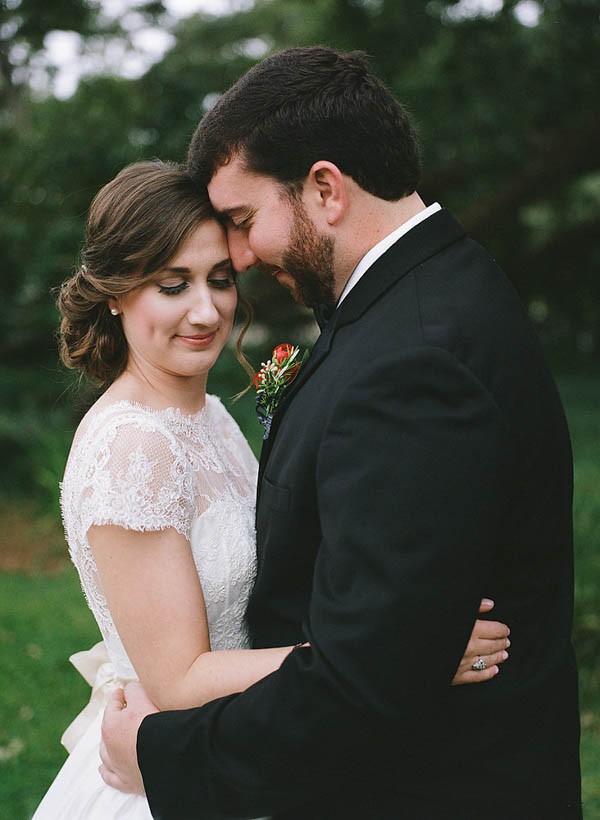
[187,46,421,201]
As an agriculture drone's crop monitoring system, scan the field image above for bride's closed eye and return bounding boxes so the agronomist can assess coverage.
[209,272,235,290]
[158,282,188,296]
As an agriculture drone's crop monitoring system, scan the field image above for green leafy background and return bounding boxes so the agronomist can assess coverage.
[0,1,598,816]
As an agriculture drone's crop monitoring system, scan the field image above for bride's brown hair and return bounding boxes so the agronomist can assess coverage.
[58,160,252,387]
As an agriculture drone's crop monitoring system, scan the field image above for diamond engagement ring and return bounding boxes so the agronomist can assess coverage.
[471,657,487,671]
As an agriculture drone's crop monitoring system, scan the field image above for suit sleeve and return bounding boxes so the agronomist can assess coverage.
[137,346,515,820]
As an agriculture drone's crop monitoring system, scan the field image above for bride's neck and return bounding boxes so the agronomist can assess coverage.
[105,366,208,416]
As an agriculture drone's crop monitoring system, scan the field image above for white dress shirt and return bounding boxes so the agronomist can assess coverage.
[337,202,441,306]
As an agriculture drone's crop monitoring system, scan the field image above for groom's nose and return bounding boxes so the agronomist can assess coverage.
[227,226,258,274]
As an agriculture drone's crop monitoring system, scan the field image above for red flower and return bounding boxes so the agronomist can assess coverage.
[272,343,295,364]
[254,342,307,438]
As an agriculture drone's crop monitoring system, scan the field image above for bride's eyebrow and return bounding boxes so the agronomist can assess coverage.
[210,258,233,271]
[160,266,189,274]
[154,259,233,278]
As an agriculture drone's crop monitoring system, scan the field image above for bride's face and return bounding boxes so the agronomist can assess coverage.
[111,219,237,383]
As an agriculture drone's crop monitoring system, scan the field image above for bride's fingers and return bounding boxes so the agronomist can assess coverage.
[473,619,510,640]
[464,631,510,661]
[471,636,511,658]
[458,646,509,676]
[453,648,509,684]
[452,663,500,686]
[474,648,509,669]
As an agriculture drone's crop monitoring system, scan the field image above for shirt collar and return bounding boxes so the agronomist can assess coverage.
[337,202,442,306]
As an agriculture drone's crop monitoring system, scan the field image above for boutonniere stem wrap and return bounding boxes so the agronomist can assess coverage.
[255,343,307,439]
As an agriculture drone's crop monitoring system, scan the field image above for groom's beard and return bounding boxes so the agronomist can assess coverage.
[280,201,337,310]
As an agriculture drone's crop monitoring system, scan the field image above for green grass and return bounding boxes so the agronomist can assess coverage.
[0,571,99,818]
[0,364,598,818]
[556,370,600,818]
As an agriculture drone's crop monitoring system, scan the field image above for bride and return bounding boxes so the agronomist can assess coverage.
[33,160,509,818]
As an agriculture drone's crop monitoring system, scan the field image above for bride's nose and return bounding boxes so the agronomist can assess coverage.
[186,287,220,326]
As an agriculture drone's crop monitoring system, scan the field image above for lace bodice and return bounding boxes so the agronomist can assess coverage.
[60,395,258,680]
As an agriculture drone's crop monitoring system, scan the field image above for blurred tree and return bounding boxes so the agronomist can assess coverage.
[1,0,598,495]
[0,0,169,495]
[1,0,96,109]
[0,0,168,111]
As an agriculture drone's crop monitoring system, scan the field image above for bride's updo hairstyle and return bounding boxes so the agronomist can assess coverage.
[58,160,240,387]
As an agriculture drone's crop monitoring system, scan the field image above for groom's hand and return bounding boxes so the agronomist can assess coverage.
[99,682,159,795]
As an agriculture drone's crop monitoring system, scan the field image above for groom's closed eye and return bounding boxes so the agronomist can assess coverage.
[217,206,255,229]
[230,212,254,229]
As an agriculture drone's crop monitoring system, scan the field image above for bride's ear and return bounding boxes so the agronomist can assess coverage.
[304,161,347,226]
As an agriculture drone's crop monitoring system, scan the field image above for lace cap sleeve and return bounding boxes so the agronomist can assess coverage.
[74,408,195,541]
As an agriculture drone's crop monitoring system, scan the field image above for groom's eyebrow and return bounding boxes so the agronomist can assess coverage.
[214,205,249,220]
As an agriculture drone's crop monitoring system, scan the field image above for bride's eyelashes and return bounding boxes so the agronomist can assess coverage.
[159,281,188,296]
[208,273,235,289]
[207,260,236,289]
[157,275,235,295]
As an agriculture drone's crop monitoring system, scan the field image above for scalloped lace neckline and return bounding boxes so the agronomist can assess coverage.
[89,397,213,433]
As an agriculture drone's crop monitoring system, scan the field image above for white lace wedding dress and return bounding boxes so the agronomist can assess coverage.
[33,394,258,819]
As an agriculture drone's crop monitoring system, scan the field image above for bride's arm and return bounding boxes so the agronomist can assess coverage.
[88,524,509,710]
[88,524,295,711]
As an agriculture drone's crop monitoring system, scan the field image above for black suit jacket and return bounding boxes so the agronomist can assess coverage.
[138,210,581,819]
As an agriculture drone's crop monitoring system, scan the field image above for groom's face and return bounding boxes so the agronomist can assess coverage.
[208,155,336,308]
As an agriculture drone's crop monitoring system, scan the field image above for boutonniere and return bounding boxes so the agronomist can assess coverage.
[254,343,308,439]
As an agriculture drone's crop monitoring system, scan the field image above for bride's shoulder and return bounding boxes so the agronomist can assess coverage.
[70,399,181,464]
[205,392,225,411]
[83,398,164,430]
[205,392,241,428]
[62,399,198,539]
[205,393,247,441]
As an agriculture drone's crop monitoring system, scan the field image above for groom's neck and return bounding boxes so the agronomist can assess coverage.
[333,190,427,293]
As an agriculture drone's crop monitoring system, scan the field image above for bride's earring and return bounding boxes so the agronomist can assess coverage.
[110,308,119,316]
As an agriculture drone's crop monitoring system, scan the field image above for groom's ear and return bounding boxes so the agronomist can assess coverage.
[304,161,347,226]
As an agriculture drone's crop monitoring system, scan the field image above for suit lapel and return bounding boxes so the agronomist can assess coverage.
[257,209,465,482]
[257,312,337,484]
[333,208,465,330]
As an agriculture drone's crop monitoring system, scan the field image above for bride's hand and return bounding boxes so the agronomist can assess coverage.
[451,598,510,685]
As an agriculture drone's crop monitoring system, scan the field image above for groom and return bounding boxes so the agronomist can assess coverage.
[102,47,581,817]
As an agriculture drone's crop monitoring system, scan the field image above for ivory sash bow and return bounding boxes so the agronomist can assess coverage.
[61,641,135,753]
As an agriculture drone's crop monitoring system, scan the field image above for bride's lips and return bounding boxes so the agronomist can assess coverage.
[176,331,218,348]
